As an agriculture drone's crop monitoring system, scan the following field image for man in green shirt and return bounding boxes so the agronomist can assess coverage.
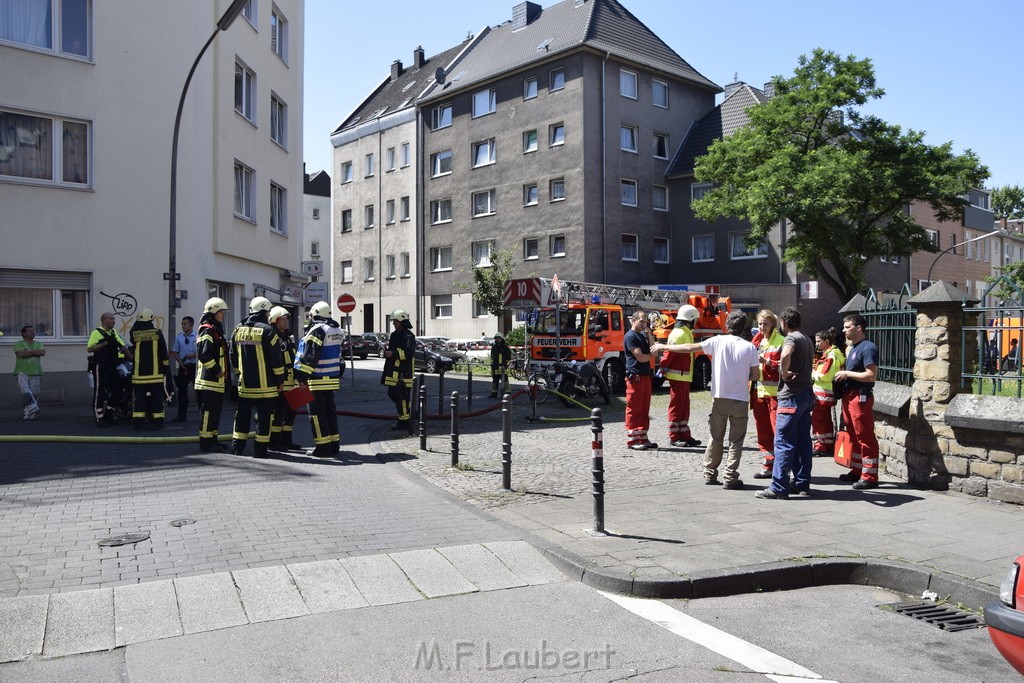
[14,325,45,421]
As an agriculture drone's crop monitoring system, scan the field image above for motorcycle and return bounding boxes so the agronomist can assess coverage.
[554,360,611,408]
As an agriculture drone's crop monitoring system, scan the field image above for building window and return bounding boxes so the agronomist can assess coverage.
[949,233,958,254]
[430,199,452,224]
[925,229,939,249]
[233,161,255,220]
[0,109,90,186]
[340,260,353,283]
[549,178,565,202]
[550,234,565,257]
[620,125,637,153]
[312,208,320,220]
[340,208,352,232]
[620,69,637,99]
[400,142,410,167]
[550,68,565,91]
[0,269,90,340]
[363,257,375,281]
[523,129,538,153]
[652,79,669,108]
[653,132,669,159]
[430,149,452,177]
[549,123,564,146]
[400,196,410,221]
[340,161,353,183]
[386,199,395,224]
[652,185,668,211]
[364,153,375,177]
[0,0,90,58]
[400,252,410,277]
[432,294,453,319]
[386,147,396,171]
[731,231,769,259]
[523,183,538,206]
[472,138,496,167]
[523,238,539,260]
[472,88,496,117]
[620,179,637,207]
[310,241,320,257]
[430,104,452,130]
[241,0,256,26]
[653,237,669,263]
[269,182,286,234]
[472,241,495,267]
[621,233,638,261]
[691,182,712,202]
[364,204,374,229]
[472,189,496,217]
[430,246,453,272]
[270,8,287,62]
[473,297,490,318]
[270,94,287,147]
[385,254,396,279]
[692,235,714,262]
[234,60,256,122]
[524,77,538,100]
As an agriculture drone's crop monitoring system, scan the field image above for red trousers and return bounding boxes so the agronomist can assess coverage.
[811,400,835,454]
[841,391,878,482]
[667,379,692,441]
[625,374,652,446]
[751,391,777,469]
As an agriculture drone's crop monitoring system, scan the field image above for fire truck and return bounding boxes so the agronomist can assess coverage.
[504,278,730,393]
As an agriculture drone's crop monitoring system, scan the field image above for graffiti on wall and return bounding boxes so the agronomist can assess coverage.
[98,291,165,334]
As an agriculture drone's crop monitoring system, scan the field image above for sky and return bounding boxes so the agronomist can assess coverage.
[303,0,1024,189]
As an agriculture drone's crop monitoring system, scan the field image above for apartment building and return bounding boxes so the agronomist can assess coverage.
[303,167,331,286]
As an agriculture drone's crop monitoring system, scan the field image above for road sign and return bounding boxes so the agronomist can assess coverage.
[503,278,542,309]
[303,281,328,304]
[337,292,356,313]
[301,260,323,277]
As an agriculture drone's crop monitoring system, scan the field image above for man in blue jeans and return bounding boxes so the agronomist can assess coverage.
[756,307,815,499]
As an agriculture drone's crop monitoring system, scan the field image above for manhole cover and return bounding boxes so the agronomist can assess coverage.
[884,602,985,632]
[97,532,151,547]
[169,518,196,527]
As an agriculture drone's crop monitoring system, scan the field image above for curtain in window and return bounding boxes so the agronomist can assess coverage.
[0,0,51,49]
[61,120,87,183]
[0,111,52,179]
[0,288,53,337]
[233,165,244,215]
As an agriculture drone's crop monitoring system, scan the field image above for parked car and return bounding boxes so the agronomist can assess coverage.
[414,339,466,374]
[359,333,383,358]
[986,554,1024,674]
[340,332,369,360]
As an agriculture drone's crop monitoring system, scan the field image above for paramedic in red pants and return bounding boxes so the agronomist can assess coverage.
[834,313,880,490]
[623,310,658,450]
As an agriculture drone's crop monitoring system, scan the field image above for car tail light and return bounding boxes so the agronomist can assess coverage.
[1000,561,1020,608]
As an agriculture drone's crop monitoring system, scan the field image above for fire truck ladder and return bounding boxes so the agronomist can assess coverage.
[539,278,691,307]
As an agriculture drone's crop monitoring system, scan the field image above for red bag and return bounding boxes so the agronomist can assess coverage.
[833,405,852,467]
[284,385,314,410]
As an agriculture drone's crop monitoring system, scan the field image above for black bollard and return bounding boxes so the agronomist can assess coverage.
[501,392,512,490]
[467,366,473,409]
[418,383,427,451]
[438,372,446,415]
[590,408,605,534]
[450,391,459,468]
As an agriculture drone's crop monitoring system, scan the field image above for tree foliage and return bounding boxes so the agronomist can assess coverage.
[693,49,989,302]
[991,184,1024,220]
[452,247,518,326]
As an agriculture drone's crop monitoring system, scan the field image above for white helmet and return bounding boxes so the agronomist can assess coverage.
[391,309,410,322]
[204,297,229,314]
[249,296,272,313]
[309,301,332,318]
[269,306,289,324]
[676,304,700,323]
[137,307,155,322]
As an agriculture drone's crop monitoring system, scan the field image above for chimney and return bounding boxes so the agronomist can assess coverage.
[512,1,542,30]
[723,81,742,100]
[763,81,775,98]
[391,59,403,80]
[413,45,425,68]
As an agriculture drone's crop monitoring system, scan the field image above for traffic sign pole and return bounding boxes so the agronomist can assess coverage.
[337,293,356,387]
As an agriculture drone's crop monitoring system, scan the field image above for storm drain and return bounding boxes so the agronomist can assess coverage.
[169,518,196,527]
[884,602,985,632]
[97,531,151,547]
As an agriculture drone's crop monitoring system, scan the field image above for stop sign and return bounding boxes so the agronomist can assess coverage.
[337,293,356,313]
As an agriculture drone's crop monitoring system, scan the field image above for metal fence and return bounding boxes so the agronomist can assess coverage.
[859,285,917,387]
[961,275,1024,398]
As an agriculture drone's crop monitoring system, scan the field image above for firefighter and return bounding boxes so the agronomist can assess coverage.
[195,297,230,452]
[86,312,132,426]
[294,301,344,457]
[381,308,415,431]
[752,309,785,479]
[489,332,511,398]
[660,304,702,448]
[810,327,845,457]
[229,296,285,458]
[128,308,170,429]
[269,306,302,452]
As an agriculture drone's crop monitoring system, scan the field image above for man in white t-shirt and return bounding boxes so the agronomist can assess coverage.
[653,311,759,488]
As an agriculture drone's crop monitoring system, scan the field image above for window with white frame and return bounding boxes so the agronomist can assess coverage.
[430,104,452,130]
[241,0,256,26]
[0,269,90,340]
[523,238,539,260]
[692,234,714,262]
[653,237,669,263]
[949,233,958,254]
[523,129,538,153]
[550,178,565,202]
[652,185,668,211]
[473,297,490,318]
[270,93,286,146]
[400,196,410,221]
[652,79,669,108]
[400,142,410,167]
[385,254,396,279]
[340,208,352,232]
[1006,244,1015,263]
[234,60,256,122]
[269,182,286,234]
[364,204,374,229]
[472,138,496,167]
[0,109,90,186]
[340,260,353,283]
[472,189,496,217]
[472,240,495,267]
[620,179,637,206]
[691,182,712,202]
[549,68,565,91]
[363,257,375,281]
[523,183,538,206]
[340,161,353,183]
[233,161,255,220]
[385,147,396,171]
[620,125,637,153]
[620,68,638,99]
[549,123,565,146]
[430,198,452,224]
[550,234,565,257]
[653,132,669,159]
[925,229,939,249]
[430,149,452,176]
[472,88,496,117]
[310,241,319,257]
[731,231,768,259]
[364,153,375,177]
[621,233,638,261]
[432,294,453,318]
[430,246,452,271]
[524,76,538,99]
[270,7,287,62]
[385,199,395,224]
[0,0,90,58]
[400,252,410,277]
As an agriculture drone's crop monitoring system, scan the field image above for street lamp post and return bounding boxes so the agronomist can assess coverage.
[167,0,250,360]
[925,231,1000,285]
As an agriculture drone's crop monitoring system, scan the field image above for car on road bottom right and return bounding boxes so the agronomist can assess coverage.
[986,554,1024,674]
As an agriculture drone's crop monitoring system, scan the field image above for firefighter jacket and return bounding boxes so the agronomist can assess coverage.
[661,324,694,383]
[812,346,846,404]
[490,339,511,372]
[230,313,285,399]
[129,321,169,385]
[382,326,415,388]
[293,317,344,391]
[279,332,297,391]
[88,327,127,369]
[195,316,229,393]
[756,328,786,398]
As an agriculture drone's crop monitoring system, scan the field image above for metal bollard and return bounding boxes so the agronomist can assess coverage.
[418,383,427,451]
[438,372,446,415]
[466,366,473,409]
[501,393,512,490]
[590,408,605,534]
[450,391,460,468]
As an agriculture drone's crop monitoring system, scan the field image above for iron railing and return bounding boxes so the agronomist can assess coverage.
[962,275,1023,398]
[859,285,916,387]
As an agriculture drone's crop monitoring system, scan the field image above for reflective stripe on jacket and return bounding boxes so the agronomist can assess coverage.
[812,346,846,403]
[757,329,786,398]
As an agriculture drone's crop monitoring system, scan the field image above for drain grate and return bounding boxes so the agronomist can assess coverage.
[97,531,151,547]
[169,518,196,527]
[885,602,985,632]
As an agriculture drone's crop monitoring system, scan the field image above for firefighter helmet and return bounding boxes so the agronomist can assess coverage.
[391,309,410,322]
[204,297,229,314]
[268,306,289,324]
[249,296,272,313]
[137,308,155,322]
[676,304,700,323]
[310,301,332,318]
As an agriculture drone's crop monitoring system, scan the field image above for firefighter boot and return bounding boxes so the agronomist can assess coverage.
[253,442,269,459]
[231,440,247,457]
[310,444,332,458]
[284,431,303,451]
[269,432,282,451]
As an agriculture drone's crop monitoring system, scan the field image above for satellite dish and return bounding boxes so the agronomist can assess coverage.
[435,67,446,85]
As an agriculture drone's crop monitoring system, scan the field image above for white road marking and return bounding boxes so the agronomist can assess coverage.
[600,591,836,681]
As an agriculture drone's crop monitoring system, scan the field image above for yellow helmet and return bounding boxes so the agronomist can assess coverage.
[269,306,290,324]
[249,296,272,313]
[137,307,155,322]
[310,301,332,318]
[204,297,229,314]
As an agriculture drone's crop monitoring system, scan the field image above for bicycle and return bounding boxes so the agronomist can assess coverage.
[506,353,529,381]
[526,363,555,404]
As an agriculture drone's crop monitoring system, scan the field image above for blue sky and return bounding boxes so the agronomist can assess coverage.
[303,0,1023,189]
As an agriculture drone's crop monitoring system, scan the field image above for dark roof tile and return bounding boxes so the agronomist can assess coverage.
[666,82,765,178]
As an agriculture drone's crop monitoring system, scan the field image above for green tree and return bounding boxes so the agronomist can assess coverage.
[453,248,517,329]
[693,49,989,303]
[991,184,1024,220]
